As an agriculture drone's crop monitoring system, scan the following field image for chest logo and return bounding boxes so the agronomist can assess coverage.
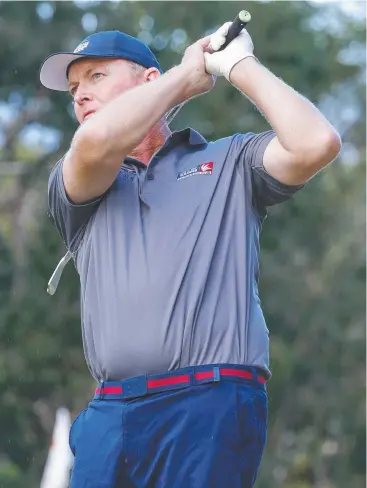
[177,162,214,181]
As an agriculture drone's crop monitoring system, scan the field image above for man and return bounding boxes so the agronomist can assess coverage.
[41,20,341,488]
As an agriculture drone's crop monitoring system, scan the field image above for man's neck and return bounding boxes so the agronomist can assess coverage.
[130,122,172,165]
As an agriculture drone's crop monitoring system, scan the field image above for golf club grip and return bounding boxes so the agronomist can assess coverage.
[219,10,251,51]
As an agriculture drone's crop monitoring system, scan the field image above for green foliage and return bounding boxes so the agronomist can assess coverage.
[0,2,365,487]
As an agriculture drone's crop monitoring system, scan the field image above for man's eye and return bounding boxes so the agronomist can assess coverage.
[92,72,104,80]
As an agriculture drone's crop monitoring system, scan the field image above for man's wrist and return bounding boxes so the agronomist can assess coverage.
[228,55,260,84]
[164,64,194,104]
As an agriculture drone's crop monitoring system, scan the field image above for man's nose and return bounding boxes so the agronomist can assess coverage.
[74,90,92,104]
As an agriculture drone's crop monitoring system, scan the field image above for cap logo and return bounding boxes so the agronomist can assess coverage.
[74,41,89,53]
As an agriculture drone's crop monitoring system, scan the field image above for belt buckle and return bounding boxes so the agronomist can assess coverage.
[123,375,148,399]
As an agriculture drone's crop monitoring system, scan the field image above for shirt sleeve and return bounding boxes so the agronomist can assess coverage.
[48,157,105,252]
[233,131,304,217]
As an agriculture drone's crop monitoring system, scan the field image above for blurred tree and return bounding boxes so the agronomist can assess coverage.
[0,1,365,487]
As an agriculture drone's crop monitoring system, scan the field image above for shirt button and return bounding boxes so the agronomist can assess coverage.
[147,173,154,180]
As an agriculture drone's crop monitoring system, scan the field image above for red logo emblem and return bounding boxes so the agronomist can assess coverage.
[199,162,214,173]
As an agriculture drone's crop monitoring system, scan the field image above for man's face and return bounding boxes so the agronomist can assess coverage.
[67,57,144,124]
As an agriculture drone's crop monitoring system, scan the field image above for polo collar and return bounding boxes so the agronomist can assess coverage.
[173,128,207,146]
[123,128,207,169]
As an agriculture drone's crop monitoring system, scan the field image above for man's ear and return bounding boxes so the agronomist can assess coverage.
[144,67,161,82]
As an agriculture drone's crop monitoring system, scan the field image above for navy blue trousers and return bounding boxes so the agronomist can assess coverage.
[69,381,267,487]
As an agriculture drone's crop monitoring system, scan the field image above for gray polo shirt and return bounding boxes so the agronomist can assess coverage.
[48,128,302,382]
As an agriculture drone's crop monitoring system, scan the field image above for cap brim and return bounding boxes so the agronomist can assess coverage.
[40,52,99,91]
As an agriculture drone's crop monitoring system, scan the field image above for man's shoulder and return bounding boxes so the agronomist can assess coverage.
[201,132,256,148]
[48,155,64,181]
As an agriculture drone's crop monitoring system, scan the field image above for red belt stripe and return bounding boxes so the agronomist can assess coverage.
[95,368,265,395]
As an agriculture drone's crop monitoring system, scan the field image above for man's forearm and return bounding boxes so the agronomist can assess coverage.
[73,65,191,164]
[229,58,340,158]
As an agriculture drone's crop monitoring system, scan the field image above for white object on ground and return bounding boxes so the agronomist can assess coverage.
[40,407,74,488]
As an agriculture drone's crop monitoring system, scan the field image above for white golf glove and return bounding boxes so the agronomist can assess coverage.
[204,22,256,81]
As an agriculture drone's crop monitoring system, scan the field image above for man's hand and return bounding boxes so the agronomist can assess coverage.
[204,22,256,80]
[179,36,216,100]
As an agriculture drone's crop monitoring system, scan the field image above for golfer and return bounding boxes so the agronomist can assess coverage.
[40,21,341,488]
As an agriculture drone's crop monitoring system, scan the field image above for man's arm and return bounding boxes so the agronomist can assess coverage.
[64,36,214,204]
[229,58,342,185]
[204,23,341,186]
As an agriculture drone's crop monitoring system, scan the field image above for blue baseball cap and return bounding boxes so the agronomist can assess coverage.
[40,30,162,91]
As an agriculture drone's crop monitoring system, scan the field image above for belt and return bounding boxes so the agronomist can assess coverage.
[94,364,267,401]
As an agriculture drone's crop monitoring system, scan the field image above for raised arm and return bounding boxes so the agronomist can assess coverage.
[205,21,341,186]
[229,58,341,185]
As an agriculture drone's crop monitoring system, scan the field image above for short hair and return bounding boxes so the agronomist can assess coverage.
[127,61,146,76]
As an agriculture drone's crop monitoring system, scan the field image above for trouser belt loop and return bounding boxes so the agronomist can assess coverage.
[98,381,105,400]
[251,367,258,382]
[213,366,220,383]
[189,367,195,386]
